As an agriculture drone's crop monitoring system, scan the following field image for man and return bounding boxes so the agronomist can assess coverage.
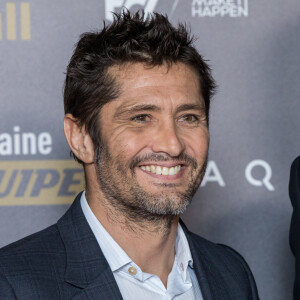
[289,156,300,299]
[0,11,259,299]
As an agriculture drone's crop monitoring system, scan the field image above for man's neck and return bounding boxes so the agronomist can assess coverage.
[86,189,179,287]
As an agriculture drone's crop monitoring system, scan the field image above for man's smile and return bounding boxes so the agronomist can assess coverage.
[140,164,182,175]
[136,162,189,182]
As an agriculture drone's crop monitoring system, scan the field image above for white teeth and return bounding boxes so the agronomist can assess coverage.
[175,165,181,173]
[162,167,168,175]
[156,166,162,175]
[169,167,175,175]
[140,164,182,176]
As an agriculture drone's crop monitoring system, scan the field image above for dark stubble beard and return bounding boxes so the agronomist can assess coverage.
[94,143,207,229]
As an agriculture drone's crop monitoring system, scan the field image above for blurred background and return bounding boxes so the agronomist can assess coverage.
[1,1,299,299]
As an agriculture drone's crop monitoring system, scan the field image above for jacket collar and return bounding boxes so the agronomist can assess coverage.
[57,192,123,299]
[180,220,214,300]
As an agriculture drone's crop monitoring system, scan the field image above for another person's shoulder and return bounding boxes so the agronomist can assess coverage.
[290,156,300,187]
[290,156,300,208]
[291,155,300,168]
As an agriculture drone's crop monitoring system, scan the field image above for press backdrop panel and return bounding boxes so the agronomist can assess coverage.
[1,1,300,299]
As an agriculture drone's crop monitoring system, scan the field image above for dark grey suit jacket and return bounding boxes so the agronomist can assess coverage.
[0,192,259,299]
[290,156,300,299]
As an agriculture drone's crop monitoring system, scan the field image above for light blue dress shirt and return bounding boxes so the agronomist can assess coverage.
[80,192,203,300]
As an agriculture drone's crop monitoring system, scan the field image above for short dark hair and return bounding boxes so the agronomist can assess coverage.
[64,10,216,163]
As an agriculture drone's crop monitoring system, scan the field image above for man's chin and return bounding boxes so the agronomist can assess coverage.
[138,180,189,193]
[143,202,190,216]
[134,193,192,216]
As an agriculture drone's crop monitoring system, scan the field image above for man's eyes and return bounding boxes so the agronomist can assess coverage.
[130,113,205,125]
[131,114,151,123]
[180,114,198,123]
[179,114,205,124]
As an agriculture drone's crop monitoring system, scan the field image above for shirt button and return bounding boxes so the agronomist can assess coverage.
[128,266,137,275]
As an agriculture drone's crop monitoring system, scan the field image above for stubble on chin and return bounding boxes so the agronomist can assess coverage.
[94,144,207,232]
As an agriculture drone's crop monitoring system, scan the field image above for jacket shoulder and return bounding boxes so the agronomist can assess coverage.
[188,231,253,274]
[0,224,66,298]
[0,223,63,255]
[187,231,259,299]
[189,231,242,261]
[0,224,65,270]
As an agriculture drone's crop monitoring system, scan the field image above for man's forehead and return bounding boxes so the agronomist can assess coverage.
[107,62,200,84]
[103,62,204,114]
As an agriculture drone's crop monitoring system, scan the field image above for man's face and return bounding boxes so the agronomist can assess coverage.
[95,63,209,219]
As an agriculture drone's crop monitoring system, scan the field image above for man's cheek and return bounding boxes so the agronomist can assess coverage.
[188,143,208,161]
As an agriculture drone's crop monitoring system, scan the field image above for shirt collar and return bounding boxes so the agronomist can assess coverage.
[80,191,193,280]
[175,222,194,281]
[80,191,131,272]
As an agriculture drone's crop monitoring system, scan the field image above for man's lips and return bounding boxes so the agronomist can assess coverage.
[136,162,187,179]
[137,161,187,168]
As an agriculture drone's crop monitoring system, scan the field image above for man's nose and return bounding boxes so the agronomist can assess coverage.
[151,121,185,157]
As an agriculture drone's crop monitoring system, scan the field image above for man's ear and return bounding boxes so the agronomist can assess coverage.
[63,114,94,164]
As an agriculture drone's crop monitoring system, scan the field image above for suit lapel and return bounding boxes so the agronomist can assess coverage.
[70,271,123,299]
[57,192,123,299]
[181,220,237,300]
[180,220,214,300]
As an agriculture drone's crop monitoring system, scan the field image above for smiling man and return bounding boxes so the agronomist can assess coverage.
[0,11,259,299]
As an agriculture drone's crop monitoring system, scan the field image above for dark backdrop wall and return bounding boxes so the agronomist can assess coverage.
[1,1,299,299]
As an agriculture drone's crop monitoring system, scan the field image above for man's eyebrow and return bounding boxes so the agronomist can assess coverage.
[114,104,161,118]
[176,103,206,113]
